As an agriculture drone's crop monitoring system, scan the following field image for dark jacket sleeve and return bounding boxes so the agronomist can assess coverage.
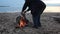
[22,1,28,12]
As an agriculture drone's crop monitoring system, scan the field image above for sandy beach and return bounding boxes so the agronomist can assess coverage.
[0,12,60,34]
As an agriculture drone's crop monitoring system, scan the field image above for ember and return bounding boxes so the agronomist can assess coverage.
[19,17,27,28]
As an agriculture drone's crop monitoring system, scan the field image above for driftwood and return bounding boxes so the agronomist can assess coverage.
[52,16,60,23]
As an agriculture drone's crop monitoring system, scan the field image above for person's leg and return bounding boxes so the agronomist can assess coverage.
[32,13,41,28]
[32,15,38,28]
[32,7,46,28]
[37,3,46,26]
[37,14,41,27]
[31,3,46,28]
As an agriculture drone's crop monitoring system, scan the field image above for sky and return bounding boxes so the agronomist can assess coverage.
[42,0,60,4]
[0,0,24,7]
[0,0,60,12]
[43,0,60,6]
[0,0,60,7]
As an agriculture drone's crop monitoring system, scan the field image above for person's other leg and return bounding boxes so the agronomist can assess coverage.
[32,3,46,28]
[37,14,41,27]
[32,7,46,28]
[32,13,41,28]
[37,2,46,26]
[32,15,38,28]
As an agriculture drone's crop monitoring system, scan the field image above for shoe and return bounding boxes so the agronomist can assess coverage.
[32,26,39,29]
[38,25,42,27]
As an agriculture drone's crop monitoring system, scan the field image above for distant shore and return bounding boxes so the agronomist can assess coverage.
[0,6,60,13]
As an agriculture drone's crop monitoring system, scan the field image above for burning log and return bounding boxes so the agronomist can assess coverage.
[16,11,30,29]
[16,15,29,29]
[16,16,27,28]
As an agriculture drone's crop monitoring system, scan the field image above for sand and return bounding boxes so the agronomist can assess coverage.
[0,12,60,34]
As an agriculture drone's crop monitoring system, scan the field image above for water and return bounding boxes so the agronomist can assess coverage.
[0,7,22,13]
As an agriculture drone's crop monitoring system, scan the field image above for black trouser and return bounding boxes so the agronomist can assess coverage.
[31,4,46,27]
[32,12,41,27]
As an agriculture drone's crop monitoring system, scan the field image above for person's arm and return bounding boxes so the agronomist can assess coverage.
[22,7,30,14]
[22,2,28,12]
[21,2,30,14]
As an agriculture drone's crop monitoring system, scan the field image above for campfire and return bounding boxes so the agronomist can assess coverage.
[19,17,27,28]
[16,16,27,29]
[16,12,29,29]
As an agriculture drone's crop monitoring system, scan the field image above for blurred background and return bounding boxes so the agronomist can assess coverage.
[0,0,60,13]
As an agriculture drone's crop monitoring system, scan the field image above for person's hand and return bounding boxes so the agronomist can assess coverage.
[23,11,27,14]
[21,11,27,15]
[21,11,27,17]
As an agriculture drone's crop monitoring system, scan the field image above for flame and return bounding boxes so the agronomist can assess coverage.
[19,17,27,28]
